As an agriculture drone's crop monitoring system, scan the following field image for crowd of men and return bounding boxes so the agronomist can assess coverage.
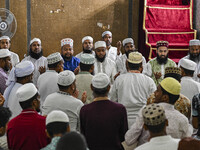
[0,31,200,150]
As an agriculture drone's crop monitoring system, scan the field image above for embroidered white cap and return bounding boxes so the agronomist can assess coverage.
[61,38,73,47]
[80,54,95,64]
[102,31,112,37]
[0,36,10,41]
[47,52,63,65]
[92,73,110,89]
[127,52,143,64]
[0,49,11,58]
[179,58,197,71]
[189,39,200,46]
[30,38,41,45]
[46,110,69,125]
[58,70,75,86]
[82,36,93,44]
[16,83,38,102]
[122,38,134,47]
[95,41,106,49]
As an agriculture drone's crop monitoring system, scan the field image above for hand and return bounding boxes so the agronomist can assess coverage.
[154,72,161,80]
[117,41,122,55]
[39,66,46,74]
[72,89,79,98]
[81,91,87,104]
[0,93,5,107]
[74,66,80,75]
[114,72,120,80]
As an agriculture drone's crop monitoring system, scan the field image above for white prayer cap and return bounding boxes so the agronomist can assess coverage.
[80,54,95,64]
[0,49,11,58]
[58,70,75,86]
[46,110,69,125]
[82,36,93,43]
[61,38,73,47]
[30,38,41,45]
[189,39,200,46]
[102,31,112,37]
[16,83,38,102]
[92,73,110,89]
[95,41,106,49]
[0,36,10,41]
[15,61,34,77]
[179,58,197,71]
[122,38,134,47]
[127,52,143,64]
[47,52,63,65]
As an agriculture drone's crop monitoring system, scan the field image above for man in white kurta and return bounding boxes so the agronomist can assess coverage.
[3,61,34,119]
[0,36,20,66]
[75,36,95,60]
[111,52,156,128]
[37,52,63,109]
[179,58,200,101]
[93,41,117,84]
[178,39,200,82]
[116,38,146,74]
[102,31,121,61]
[143,41,176,86]
[125,78,193,147]
[42,70,84,131]
[22,38,48,86]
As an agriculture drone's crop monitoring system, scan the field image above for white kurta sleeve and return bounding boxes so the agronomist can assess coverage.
[142,62,152,77]
[110,80,118,102]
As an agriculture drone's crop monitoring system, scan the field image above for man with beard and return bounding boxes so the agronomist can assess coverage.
[143,41,176,85]
[0,49,11,94]
[7,83,48,150]
[3,61,34,119]
[22,38,48,86]
[61,38,80,75]
[42,70,84,131]
[0,36,19,66]
[93,41,117,84]
[178,39,200,82]
[37,52,64,109]
[116,38,146,74]
[102,31,121,61]
[75,36,95,59]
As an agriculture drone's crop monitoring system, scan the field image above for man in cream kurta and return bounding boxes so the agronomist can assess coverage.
[42,70,84,131]
[37,52,63,109]
[22,38,48,86]
[179,58,200,101]
[116,38,146,74]
[93,41,117,84]
[111,52,156,128]
[143,41,176,86]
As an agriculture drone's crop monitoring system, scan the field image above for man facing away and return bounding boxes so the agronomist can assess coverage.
[135,104,180,150]
[80,73,128,150]
[7,83,48,150]
[111,52,156,128]
[37,52,63,108]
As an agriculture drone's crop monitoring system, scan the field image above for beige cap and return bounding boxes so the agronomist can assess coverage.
[127,52,143,64]
[16,83,38,102]
[122,38,134,47]
[47,52,63,65]
[95,41,106,49]
[46,110,69,125]
[57,70,75,86]
[142,103,166,126]
[92,73,110,89]
[179,59,197,71]
[30,38,41,45]
[0,49,11,58]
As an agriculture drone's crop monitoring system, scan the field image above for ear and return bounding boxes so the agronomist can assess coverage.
[162,94,169,103]
[165,119,168,127]
[45,129,51,138]
[89,65,94,73]
[0,127,4,135]
[143,124,148,131]
[32,99,39,110]
[90,84,94,91]
[67,125,70,132]
[107,85,111,93]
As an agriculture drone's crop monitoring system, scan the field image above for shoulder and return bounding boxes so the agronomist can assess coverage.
[106,57,116,65]
[72,56,80,62]
[10,51,19,57]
